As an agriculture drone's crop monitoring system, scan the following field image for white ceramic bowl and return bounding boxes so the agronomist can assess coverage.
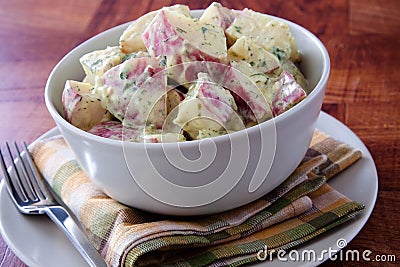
[45,10,330,215]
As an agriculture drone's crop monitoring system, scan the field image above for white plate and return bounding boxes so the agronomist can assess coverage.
[0,112,378,267]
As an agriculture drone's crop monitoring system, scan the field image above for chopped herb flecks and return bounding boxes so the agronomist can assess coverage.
[120,71,128,80]
[201,26,208,35]
[272,47,286,61]
[176,27,187,34]
[234,26,242,34]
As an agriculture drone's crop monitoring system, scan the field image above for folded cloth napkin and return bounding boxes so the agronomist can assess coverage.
[30,130,364,267]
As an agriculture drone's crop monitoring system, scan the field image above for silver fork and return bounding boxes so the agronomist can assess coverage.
[0,141,108,267]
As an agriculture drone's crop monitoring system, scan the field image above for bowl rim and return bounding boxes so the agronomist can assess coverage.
[44,9,330,148]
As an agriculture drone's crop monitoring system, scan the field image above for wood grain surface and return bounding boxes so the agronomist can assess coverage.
[0,0,399,266]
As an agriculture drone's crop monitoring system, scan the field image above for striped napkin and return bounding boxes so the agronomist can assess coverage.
[30,130,364,267]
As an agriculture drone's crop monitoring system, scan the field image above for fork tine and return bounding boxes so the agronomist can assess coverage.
[13,141,40,201]
[21,141,47,200]
[0,143,26,204]
[3,142,30,202]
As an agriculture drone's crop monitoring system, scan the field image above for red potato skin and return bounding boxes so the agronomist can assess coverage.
[100,57,167,128]
[272,71,307,116]
[62,81,111,131]
[88,121,142,141]
[142,9,227,63]
[195,74,235,124]
[223,67,272,124]
[200,2,237,30]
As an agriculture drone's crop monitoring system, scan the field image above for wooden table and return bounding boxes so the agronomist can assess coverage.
[0,0,398,266]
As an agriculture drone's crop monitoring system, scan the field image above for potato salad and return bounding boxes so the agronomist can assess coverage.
[62,2,309,143]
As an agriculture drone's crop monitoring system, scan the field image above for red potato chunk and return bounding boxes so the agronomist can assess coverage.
[166,59,229,89]
[142,8,227,62]
[79,46,125,85]
[271,71,307,116]
[62,80,112,131]
[228,36,281,74]
[119,4,191,54]
[173,72,240,138]
[95,57,167,128]
[200,2,237,30]
[281,59,309,93]
[120,10,158,54]
[224,61,273,124]
[226,8,301,62]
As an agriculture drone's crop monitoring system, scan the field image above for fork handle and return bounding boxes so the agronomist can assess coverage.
[45,206,108,267]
